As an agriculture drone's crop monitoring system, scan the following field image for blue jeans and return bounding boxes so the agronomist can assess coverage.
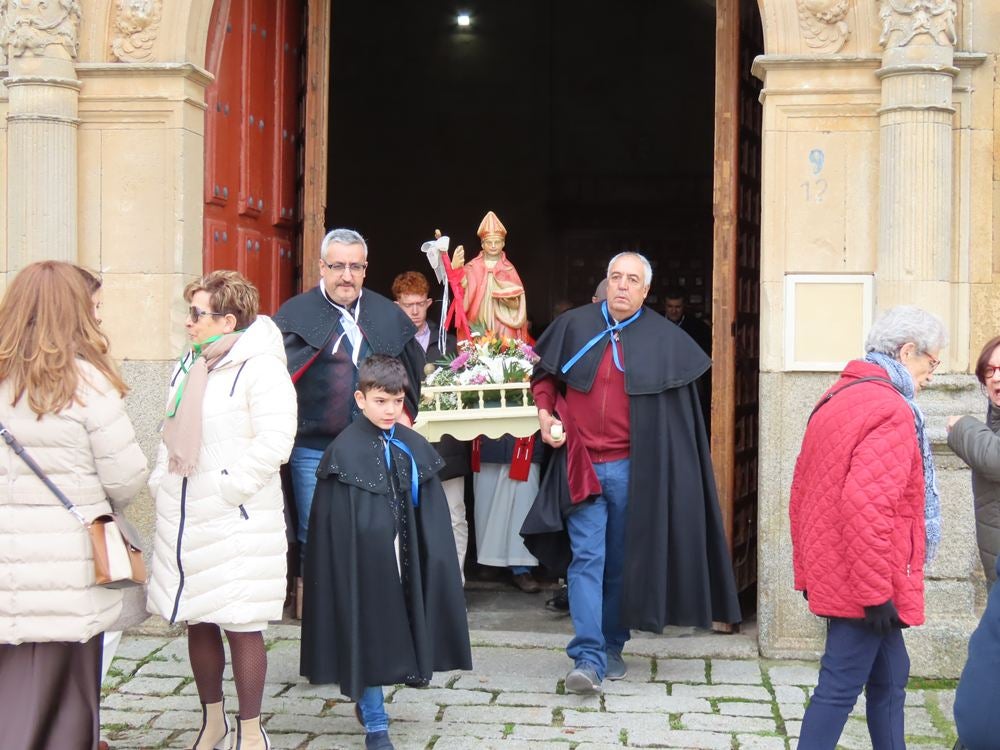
[565,458,631,680]
[799,618,909,749]
[357,685,389,733]
[289,446,324,566]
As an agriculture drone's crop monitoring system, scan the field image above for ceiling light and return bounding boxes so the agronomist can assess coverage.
[456,12,471,28]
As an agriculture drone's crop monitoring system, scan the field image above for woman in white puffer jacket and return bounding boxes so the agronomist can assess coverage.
[0,261,149,750]
[147,271,296,750]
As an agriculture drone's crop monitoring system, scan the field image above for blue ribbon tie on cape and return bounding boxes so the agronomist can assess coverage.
[561,302,643,375]
[382,426,420,506]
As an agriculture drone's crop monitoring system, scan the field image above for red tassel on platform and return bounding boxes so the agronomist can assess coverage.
[508,435,534,481]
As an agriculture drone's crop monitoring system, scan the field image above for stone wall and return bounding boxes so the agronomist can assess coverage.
[119,360,174,542]
[750,0,1000,675]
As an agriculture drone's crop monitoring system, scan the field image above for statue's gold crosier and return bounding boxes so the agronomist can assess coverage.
[451,211,530,341]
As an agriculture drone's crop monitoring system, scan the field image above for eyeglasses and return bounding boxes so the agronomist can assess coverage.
[984,365,1000,379]
[321,260,368,275]
[924,353,941,372]
[188,306,227,323]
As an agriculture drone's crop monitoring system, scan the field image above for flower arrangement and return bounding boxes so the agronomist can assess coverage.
[423,327,539,410]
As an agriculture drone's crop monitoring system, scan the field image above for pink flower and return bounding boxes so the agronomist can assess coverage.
[450,351,471,371]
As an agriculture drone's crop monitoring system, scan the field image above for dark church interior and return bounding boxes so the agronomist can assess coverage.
[325,0,718,333]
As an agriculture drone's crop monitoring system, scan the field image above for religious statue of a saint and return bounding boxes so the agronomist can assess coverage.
[452,210,530,341]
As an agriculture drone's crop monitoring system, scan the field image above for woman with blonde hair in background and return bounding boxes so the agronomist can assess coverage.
[147,270,296,750]
[74,266,150,750]
[0,260,149,750]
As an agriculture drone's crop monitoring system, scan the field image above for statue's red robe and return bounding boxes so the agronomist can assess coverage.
[460,251,530,341]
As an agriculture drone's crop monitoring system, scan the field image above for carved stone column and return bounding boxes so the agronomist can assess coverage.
[876,1,958,310]
[1,0,82,269]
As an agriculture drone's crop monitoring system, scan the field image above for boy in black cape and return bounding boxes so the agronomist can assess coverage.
[300,355,472,750]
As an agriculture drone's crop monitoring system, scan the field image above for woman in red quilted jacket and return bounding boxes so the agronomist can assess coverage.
[790,305,947,749]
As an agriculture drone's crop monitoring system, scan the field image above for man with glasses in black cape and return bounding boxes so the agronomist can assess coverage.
[273,228,425,583]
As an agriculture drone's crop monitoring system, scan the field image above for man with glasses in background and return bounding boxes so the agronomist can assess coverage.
[273,228,425,611]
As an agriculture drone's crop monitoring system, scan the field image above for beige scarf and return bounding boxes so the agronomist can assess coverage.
[163,332,243,476]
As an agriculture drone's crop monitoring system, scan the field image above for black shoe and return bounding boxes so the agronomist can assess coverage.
[546,584,569,612]
[365,730,395,749]
[512,572,541,593]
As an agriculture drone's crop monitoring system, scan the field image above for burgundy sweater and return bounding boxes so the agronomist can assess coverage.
[534,343,630,464]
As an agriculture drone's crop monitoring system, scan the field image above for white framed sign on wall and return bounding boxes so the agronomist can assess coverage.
[784,273,875,371]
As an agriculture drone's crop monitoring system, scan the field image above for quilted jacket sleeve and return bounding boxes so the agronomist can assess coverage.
[148,360,184,498]
[147,441,168,499]
[789,452,807,591]
[83,372,149,509]
[949,416,1000,483]
[218,354,297,506]
[842,404,917,606]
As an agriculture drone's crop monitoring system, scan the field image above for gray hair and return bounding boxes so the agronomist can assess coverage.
[607,252,653,286]
[864,305,948,358]
[320,228,368,260]
[593,278,608,301]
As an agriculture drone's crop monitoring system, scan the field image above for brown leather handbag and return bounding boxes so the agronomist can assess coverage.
[87,513,147,588]
[0,421,146,588]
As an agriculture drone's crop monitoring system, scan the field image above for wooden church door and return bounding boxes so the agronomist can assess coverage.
[203,0,305,313]
[712,0,763,611]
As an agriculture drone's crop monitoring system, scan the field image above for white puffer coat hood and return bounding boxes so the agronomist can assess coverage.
[147,315,296,627]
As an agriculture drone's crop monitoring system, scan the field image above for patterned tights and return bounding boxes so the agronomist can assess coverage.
[187,623,267,719]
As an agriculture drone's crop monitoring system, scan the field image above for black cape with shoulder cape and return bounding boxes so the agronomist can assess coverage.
[521,303,742,630]
[273,286,425,417]
[299,418,472,699]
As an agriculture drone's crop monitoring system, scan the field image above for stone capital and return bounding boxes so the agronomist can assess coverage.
[111,0,162,63]
[878,0,957,49]
[0,0,82,62]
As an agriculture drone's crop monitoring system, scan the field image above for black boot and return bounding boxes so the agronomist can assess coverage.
[365,730,395,749]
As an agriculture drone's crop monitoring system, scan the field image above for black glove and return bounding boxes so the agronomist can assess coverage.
[864,600,901,636]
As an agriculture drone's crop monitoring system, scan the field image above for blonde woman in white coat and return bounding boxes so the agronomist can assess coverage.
[147,271,297,750]
[0,261,149,750]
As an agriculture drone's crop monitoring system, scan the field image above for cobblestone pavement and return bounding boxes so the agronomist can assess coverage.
[100,623,959,750]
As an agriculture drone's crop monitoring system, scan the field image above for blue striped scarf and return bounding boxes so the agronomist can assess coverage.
[865,351,941,562]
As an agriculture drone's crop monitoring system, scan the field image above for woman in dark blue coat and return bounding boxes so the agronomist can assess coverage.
[954,557,1000,749]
